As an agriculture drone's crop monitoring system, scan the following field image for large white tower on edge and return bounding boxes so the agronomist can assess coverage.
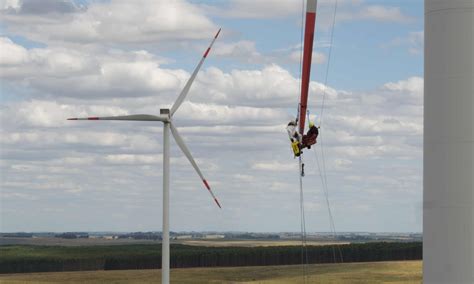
[424,0,474,283]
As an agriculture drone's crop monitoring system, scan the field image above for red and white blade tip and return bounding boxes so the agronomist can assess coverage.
[203,179,222,209]
[214,198,222,209]
[203,28,221,58]
[67,117,99,120]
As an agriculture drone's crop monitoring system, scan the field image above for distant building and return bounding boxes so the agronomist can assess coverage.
[204,234,225,239]
[103,236,118,240]
[175,235,193,240]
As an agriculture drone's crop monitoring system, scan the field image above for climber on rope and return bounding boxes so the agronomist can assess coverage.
[301,121,319,149]
[286,119,302,157]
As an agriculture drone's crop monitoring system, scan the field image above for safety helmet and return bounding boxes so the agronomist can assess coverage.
[309,121,315,128]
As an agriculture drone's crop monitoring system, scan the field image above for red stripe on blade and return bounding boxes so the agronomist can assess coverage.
[214,198,222,208]
[203,47,211,58]
[88,117,99,120]
[203,179,211,190]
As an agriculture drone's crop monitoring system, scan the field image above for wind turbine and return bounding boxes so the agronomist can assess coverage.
[68,29,222,284]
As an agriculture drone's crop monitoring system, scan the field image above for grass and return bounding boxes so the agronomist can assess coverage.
[0,260,422,283]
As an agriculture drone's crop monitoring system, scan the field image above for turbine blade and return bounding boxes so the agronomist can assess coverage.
[170,122,222,208]
[170,28,221,116]
[67,114,168,122]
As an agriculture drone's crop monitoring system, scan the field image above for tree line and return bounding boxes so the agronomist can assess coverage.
[0,242,421,274]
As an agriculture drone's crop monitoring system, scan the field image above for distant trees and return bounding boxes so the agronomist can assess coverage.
[0,233,33,238]
[224,233,280,239]
[117,232,161,240]
[54,233,78,239]
[0,242,422,274]
[54,232,89,239]
[169,242,421,268]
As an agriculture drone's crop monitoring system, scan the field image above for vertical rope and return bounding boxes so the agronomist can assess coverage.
[299,156,308,282]
[297,2,308,281]
[307,111,343,263]
[319,0,338,126]
[294,0,342,281]
[317,0,343,262]
[313,147,344,263]
[317,0,340,262]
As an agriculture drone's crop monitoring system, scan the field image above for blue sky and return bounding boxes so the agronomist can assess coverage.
[1,0,423,233]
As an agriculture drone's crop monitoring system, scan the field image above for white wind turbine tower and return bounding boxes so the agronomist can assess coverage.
[68,29,222,284]
[424,0,473,283]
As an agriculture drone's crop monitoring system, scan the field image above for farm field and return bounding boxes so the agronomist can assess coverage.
[0,237,160,247]
[0,237,348,247]
[176,239,349,247]
[0,260,422,283]
[0,242,422,274]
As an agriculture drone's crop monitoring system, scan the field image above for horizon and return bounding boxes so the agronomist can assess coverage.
[1,230,423,234]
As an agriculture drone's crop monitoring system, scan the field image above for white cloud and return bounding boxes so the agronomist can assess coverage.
[0,37,28,65]
[176,102,286,126]
[252,161,297,171]
[2,0,217,45]
[359,5,412,23]
[382,76,423,106]
[203,0,410,24]
[193,65,305,107]
[202,0,413,28]
[1,75,424,232]
[233,174,255,182]
[0,38,184,98]
[15,0,82,15]
[289,50,326,64]
[0,37,99,78]
[407,31,424,55]
[213,40,263,63]
[382,31,424,55]
[105,154,161,165]
[0,0,20,11]
[333,158,353,170]
[203,0,300,19]
[338,5,413,24]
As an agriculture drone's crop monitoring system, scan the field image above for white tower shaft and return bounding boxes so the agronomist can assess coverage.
[424,1,474,283]
[162,122,170,284]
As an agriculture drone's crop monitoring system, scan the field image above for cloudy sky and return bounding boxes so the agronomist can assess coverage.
[0,0,423,233]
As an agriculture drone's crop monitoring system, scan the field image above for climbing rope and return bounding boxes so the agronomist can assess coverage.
[296,2,308,282]
[299,156,309,282]
[319,0,338,125]
[295,0,341,281]
[313,145,344,263]
[316,4,339,255]
[308,109,343,263]
[316,0,343,262]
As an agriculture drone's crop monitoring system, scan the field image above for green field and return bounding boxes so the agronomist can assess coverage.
[0,242,422,274]
[0,260,422,283]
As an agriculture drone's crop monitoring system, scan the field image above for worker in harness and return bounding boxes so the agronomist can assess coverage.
[286,119,302,156]
[301,121,318,149]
